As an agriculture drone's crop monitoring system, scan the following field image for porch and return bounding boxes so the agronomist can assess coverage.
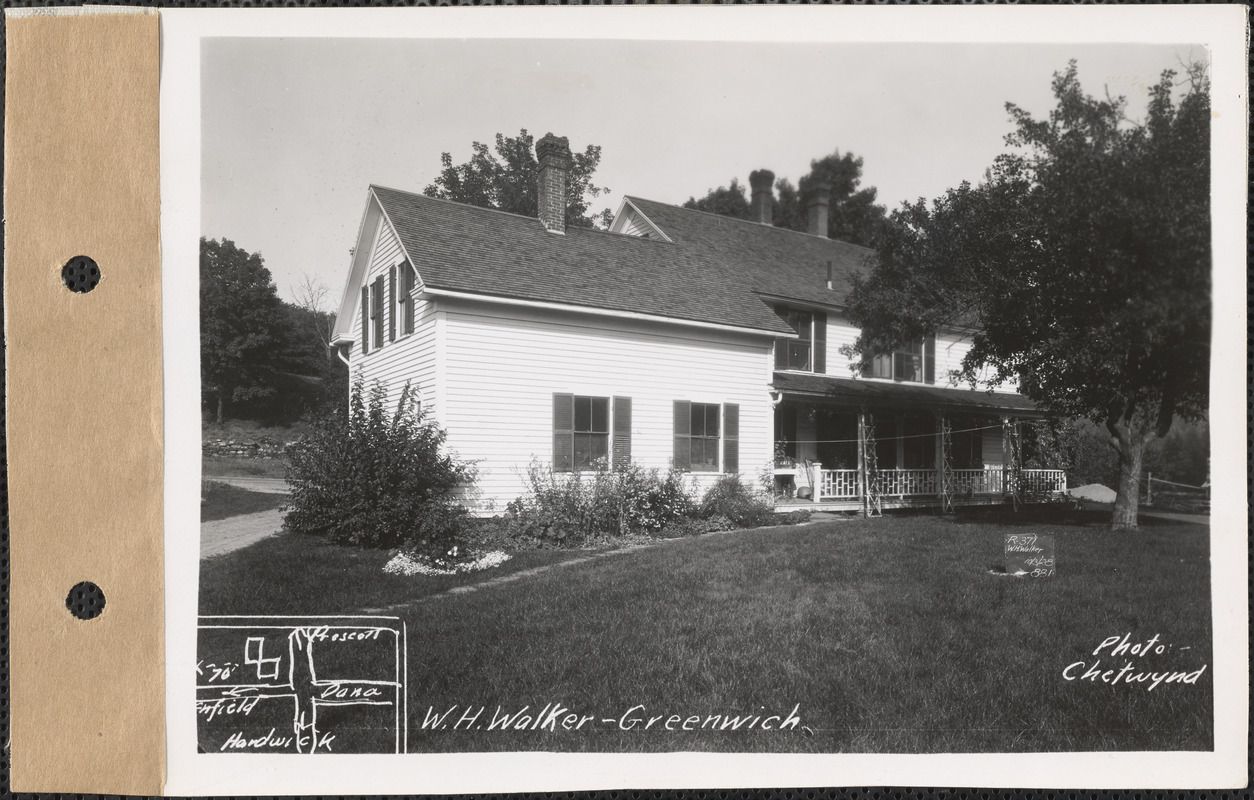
[769,371,1065,516]
[774,464,1068,513]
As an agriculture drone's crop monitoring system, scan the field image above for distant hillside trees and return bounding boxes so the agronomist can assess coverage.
[200,237,341,424]
[423,128,613,229]
[684,149,890,248]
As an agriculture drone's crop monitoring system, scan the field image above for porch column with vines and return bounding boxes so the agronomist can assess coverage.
[858,409,882,518]
[939,413,955,513]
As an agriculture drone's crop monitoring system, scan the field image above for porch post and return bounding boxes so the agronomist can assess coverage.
[938,413,954,513]
[1001,415,1010,501]
[856,409,868,518]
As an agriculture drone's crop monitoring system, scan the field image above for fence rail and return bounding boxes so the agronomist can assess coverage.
[816,467,1066,501]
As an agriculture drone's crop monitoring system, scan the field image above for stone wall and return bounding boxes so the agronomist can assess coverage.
[203,437,290,459]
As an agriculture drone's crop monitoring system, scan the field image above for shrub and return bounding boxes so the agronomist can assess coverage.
[665,514,734,537]
[697,474,776,528]
[504,460,693,548]
[283,380,475,559]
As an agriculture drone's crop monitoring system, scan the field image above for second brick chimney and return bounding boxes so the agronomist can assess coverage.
[802,176,832,238]
[536,133,571,235]
[748,169,775,225]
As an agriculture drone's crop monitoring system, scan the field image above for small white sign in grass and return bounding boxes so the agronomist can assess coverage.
[383,550,511,577]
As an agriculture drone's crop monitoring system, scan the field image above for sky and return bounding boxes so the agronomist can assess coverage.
[201,38,1204,306]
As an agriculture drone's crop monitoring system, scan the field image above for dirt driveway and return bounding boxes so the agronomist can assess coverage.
[201,509,284,558]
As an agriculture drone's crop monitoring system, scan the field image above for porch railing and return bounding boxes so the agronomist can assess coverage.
[819,469,860,499]
[1019,469,1067,494]
[878,469,938,497]
[950,468,1004,495]
[815,467,1067,501]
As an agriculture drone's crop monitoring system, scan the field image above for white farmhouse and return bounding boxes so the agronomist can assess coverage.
[331,133,1064,515]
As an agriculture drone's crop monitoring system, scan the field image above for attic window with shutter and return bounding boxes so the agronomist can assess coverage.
[370,276,385,350]
[398,261,416,335]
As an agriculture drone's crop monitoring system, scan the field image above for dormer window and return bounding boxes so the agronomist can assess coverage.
[863,337,936,384]
[773,306,827,373]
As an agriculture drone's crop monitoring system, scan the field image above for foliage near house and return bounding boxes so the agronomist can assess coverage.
[422,128,613,229]
[499,460,694,548]
[283,381,475,558]
[201,238,344,424]
[848,62,1210,529]
[684,149,890,247]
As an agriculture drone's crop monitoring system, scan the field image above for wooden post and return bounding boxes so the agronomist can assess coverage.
[857,409,868,518]
[811,461,823,503]
[1001,416,1010,500]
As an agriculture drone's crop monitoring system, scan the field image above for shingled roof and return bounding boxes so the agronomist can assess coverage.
[772,372,1041,415]
[622,196,875,308]
[369,185,875,336]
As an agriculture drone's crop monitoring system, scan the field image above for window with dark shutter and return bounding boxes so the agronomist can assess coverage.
[773,305,813,371]
[723,403,739,474]
[399,261,416,335]
[370,276,384,349]
[388,266,397,343]
[672,400,691,471]
[360,286,369,355]
[554,394,611,472]
[812,312,827,374]
[553,394,574,472]
[612,396,632,468]
[674,400,721,472]
[924,336,935,384]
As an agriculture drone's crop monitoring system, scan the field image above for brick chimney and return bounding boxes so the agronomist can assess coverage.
[535,133,571,235]
[748,169,775,225]
[802,176,832,238]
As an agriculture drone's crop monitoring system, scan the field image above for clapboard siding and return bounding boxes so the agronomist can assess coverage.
[823,313,862,377]
[935,331,1019,393]
[440,299,773,512]
[349,219,437,415]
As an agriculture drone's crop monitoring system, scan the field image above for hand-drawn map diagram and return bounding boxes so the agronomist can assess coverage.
[197,616,407,754]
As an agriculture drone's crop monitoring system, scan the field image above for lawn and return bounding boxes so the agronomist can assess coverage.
[201,480,287,521]
[199,508,1213,754]
[202,455,288,479]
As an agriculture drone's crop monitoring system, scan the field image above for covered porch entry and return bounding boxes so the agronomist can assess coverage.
[770,373,1066,515]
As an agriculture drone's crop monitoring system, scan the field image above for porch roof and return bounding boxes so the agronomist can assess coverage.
[772,372,1043,416]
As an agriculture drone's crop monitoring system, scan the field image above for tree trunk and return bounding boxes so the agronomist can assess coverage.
[216,393,225,425]
[1109,421,1146,531]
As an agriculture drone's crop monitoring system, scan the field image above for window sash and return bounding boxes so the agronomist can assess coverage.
[679,402,722,472]
[556,394,613,472]
[866,337,931,383]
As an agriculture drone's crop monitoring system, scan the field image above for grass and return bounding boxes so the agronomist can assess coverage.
[199,532,591,615]
[199,508,1212,754]
[202,455,288,479]
[201,480,287,522]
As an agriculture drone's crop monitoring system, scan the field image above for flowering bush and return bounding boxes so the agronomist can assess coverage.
[698,474,777,528]
[384,549,511,576]
[283,380,476,560]
[503,459,694,547]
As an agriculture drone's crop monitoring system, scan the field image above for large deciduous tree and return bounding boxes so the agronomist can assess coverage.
[200,237,295,423]
[684,149,890,248]
[846,62,1210,530]
[423,128,613,229]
